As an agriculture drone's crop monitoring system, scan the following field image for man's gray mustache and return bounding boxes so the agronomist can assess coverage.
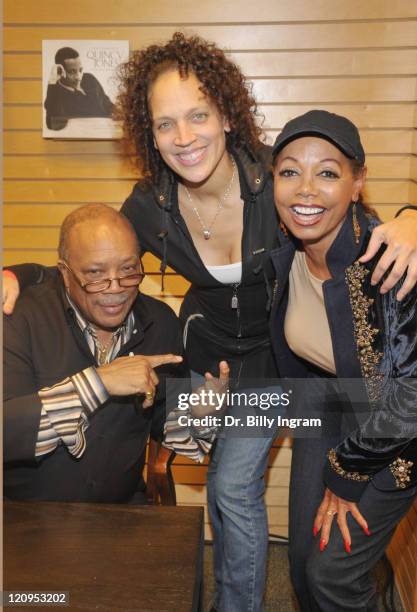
[97,295,129,306]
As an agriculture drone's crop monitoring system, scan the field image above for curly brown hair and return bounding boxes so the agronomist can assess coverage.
[116,32,264,184]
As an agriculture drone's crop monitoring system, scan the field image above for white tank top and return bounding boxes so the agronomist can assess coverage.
[206,261,242,284]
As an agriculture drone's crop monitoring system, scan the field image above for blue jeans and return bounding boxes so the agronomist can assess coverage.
[207,391,282,612]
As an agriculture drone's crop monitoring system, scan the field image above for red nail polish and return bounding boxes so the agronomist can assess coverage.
[364,527,371,536]
[319,539,326,552]
[313,526,318,537]
[345,541,351,554]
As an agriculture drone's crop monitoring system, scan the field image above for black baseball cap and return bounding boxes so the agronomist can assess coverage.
[272,110,365,164]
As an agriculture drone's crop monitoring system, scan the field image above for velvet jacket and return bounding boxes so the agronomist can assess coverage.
[269,204,417,502]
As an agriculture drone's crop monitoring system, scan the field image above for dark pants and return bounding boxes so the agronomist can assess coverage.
[289,436,417,611]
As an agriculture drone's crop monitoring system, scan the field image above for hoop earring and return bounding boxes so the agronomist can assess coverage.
[352,201,360,244]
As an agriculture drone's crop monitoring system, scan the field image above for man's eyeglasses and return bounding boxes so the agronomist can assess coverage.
[61,261,145,294]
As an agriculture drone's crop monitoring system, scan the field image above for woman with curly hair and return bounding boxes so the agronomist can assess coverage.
[117,35,283,612]
[4,32,417,612]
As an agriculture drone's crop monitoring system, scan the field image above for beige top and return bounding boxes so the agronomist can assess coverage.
[284,251,336,375]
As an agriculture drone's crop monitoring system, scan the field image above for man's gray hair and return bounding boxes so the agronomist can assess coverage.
[58,203,139,260]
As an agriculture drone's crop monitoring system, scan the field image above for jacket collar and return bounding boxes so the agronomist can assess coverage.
[152,166,176,211]
[325,204,373,277]
[233,145,270,195]
[130,293,154,333]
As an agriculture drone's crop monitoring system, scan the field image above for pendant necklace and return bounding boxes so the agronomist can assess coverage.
[96,335,114,366]
[183,156,236,240]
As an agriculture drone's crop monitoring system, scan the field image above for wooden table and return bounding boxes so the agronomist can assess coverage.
[4,501,204,611]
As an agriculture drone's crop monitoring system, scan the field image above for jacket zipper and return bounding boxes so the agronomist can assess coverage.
[231,282,242,339]
[230,190,255,338]
[231,281,243,387]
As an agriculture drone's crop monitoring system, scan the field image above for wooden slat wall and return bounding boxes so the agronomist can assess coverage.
[4,3,417,607]
[386,96,417,612]
[388,503,417,612]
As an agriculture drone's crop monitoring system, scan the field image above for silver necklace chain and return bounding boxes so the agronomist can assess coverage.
[183,156,236,240]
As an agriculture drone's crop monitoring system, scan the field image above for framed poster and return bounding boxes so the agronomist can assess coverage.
[42,40,129,139]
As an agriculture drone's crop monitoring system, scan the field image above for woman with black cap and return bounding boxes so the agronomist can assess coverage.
[4,35,417,612]
[271,110,417,611]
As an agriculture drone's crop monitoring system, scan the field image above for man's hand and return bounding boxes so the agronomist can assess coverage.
[48,64,66,85]
[190,361,230,418]
[313,488,370,554]
[97,354,183,407]
[3,271,20,315]
[359,211,417,300]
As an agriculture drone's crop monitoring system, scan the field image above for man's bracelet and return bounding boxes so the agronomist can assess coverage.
[395,205,417,218]
[3,270,17,281]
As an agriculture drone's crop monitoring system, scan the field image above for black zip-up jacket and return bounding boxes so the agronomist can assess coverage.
[121,144,280,383]
[4,278,187,502]
[12,145,281,384]
[269,205,417,502]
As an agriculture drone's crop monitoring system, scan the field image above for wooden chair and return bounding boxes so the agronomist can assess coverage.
[146,439,176,505]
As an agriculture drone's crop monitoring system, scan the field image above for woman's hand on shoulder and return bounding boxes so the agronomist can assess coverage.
[359,211,417,301]
[3,271,20,315]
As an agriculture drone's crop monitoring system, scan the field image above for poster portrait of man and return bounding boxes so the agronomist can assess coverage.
[42,40,129,139]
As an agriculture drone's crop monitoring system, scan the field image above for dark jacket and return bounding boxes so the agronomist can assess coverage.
[44,73,114,130]
[13,145,281,383]
[121,144,280,383]
[269,205,417,502]
[4,277,187,502]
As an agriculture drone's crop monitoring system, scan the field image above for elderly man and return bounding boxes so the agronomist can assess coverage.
[4,204,226,502]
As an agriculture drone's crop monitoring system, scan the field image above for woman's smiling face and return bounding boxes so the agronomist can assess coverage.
[273,136,366,249]
[148,69,230,186]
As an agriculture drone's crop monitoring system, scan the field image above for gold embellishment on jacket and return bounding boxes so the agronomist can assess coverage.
[389,457,414,489]
[345,262,383,401]
[328,449,370,482]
